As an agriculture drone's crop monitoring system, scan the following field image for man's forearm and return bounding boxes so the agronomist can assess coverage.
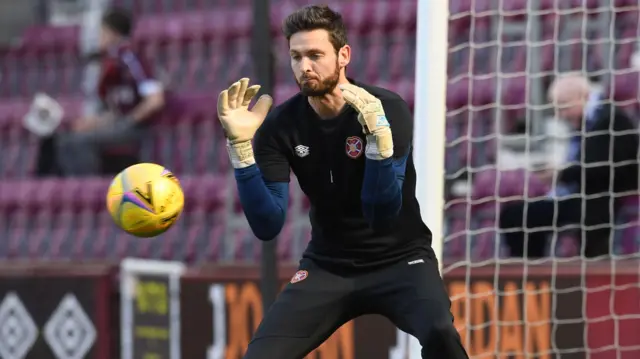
[127,93,165,122]
[235,164,289,240]
[361,155,408,228]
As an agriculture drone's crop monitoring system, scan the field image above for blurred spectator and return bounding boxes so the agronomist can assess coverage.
[499,73,639,259]
[36,7,165,177]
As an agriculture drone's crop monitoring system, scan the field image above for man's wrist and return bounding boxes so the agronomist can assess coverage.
[227,139,256,168]
[365,131,393,160]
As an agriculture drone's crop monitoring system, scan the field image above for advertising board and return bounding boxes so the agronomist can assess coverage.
[0,260,637,359]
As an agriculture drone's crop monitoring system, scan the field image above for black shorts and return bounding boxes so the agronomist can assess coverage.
[243,255,469,359]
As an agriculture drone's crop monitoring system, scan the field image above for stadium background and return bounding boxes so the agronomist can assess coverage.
[0,0,639,358]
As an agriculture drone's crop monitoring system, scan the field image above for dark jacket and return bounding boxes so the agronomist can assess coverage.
[559,104,639,199]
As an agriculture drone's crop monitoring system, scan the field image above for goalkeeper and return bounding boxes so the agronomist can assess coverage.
[217,5,469,359]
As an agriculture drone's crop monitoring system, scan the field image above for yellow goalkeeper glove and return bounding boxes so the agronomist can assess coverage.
[339,83,393,160]
[217,78,273,168]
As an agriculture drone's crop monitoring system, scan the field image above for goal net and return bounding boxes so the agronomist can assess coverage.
[437,1,640,358]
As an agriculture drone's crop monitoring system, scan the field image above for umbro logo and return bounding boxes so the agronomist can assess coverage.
[295,145,309,158]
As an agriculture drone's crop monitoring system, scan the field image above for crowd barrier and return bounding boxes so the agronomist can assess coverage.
[0,259,637,359]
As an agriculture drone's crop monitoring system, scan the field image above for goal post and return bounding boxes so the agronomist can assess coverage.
[410,0,449,357]
[410,0,640,358]
[413,0,449,271]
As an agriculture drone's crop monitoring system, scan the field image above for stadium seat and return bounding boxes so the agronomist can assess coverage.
[0,25,82,98]
[609,71,639,116]
[20,24,80,53]
[4,0,640,264]
[448,0,493,42]
[0,96,82,179]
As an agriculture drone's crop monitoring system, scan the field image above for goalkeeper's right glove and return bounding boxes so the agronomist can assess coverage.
[217,78,273,168]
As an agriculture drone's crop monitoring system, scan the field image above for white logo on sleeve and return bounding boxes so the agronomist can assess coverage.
[294,145,310,158]
[408,259,424,265]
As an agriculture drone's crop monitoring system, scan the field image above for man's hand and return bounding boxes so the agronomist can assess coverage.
[217,77,273,168]
[339,83,393,160]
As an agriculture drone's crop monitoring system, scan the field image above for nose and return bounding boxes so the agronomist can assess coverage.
[299,57,313,73]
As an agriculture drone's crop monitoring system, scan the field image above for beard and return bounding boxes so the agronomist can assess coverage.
[296,61,341,97]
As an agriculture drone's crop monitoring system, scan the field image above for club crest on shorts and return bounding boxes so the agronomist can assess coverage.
[345,136,363,159]
[290,270,308,284]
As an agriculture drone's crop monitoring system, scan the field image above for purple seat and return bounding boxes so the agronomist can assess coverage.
[48,209,76,259]
[500,75,528,126]
[159,219,184,260]
[1,25,82,97]
[20,25,80,52]
[448,0,493,42]
[0,174,231,262]
[6,209,29,259]
[447,76,496,110]
[0,96,82,178]
[609,72,640,116]
[72,208,96,260]
[183,208,207,262]
[92,212,114,259]
[613,0,639,27]
[135,9,252,43]
[204,223,225,262]
[615,196,640,255]
[444,212,470,260]
[472,168,550,209]
[499,0,560,22]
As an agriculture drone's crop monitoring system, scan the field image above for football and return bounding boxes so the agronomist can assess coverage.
[106,163,185,237]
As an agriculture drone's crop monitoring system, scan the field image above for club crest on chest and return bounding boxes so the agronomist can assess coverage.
[290,270,308,283]
[345,136,364,159]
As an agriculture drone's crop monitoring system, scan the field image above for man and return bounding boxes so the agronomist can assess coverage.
[216,5,470,359]
[36,8,165,177]
[500,73,639,258]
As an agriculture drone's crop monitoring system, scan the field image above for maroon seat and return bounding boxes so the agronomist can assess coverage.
[609,72,639,115]
[500,75,528,125]
[448,0,493,42]
[473,169,549,202]
[447,76,496,110]
[20,25,80,52]
[48,209,76,259]
[1,25,82,97]
[499,0,560,22]
[72,208,96,260]
[183,207,207,262]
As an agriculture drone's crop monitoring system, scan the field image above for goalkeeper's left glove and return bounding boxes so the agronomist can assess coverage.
[339,83,393,160]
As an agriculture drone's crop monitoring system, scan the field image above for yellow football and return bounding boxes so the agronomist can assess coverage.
[106,163,184,238]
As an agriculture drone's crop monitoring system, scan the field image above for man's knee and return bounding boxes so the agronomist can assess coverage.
[419,317,458,344]
[418,317,469,359]
[417,317,469,357]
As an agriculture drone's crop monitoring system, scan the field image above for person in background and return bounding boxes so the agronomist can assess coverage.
[499,73,639,258]
[36,7,165,177]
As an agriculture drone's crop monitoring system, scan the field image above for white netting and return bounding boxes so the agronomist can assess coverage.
[440,1,640,358]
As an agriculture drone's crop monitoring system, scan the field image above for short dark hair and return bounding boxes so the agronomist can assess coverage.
[282,5,347,52]
[101,8,133,37]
